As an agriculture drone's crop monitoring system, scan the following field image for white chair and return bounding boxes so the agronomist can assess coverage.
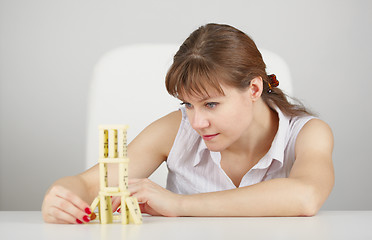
[85,43,292,188]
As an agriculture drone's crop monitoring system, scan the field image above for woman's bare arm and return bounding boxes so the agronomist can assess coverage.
[42,110,181,223]
[130,119,334,217]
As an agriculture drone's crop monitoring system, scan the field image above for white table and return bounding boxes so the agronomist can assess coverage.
[0,211,371,240]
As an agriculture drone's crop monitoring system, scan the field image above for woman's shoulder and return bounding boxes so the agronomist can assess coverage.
[283,114,332,154]
[297,118,333,141]
[295,118,334,153]
[286,114,317,139]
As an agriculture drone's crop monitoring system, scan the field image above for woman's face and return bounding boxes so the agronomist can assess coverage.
[181,83,256,152]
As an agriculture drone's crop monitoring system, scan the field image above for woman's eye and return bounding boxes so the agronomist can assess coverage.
[206,102,218,108]
[181,102,193,109]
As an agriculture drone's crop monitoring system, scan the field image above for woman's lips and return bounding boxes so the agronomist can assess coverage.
[202,133,219,141]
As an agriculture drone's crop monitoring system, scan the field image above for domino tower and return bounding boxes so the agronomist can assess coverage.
[89,125,142,224]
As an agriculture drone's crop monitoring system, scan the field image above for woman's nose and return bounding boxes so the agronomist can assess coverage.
[190,111,210,130]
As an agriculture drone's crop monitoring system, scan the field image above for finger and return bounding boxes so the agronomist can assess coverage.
[43,193,79,224]
[128,179,149,195]
[128,185,137,196]
[51,186,93,221]
[139,203,151,214]
[43,211,71,224]
[111,196,121,212]
[130,191,151,211]
[47,206,79,224]
[58,219,72,224]
[51,186,90,212]
[51,195,91,224]
[139,203,161,216]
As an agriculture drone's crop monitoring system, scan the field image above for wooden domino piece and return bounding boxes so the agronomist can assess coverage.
[90,125,142,224]
[117,128,127,158]
[99,195,113,224]
[121,196,128,224]
[119,159,129,191]
[108,129,118,158]
[99,129,109,158]
[126,197,143,224]
[90,197,100,213]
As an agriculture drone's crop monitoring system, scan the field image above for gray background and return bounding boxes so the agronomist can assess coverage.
[1,0,371,210]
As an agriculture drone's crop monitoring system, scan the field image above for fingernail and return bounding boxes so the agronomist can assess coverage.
[117,207,121,213]
[85,207,91,214]
[83,215,90,222]
[76,219,83,224]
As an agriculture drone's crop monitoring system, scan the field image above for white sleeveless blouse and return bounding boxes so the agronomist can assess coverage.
[165,106,315,194]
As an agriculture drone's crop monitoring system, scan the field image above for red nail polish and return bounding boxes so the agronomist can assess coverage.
[83,215,90,222]
[85,207,91,214]
[76,219,83,224]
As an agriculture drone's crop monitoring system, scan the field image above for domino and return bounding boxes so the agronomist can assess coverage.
[89,125,142,224]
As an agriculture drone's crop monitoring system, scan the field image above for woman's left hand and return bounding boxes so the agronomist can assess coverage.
[128,178,182,217]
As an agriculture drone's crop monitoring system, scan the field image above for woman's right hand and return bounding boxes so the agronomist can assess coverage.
[42,185,95,224]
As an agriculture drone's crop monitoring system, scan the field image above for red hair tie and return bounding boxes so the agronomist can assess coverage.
[267,74,279,93]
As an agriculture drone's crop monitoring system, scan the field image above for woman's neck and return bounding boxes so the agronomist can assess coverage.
[223,100,279,160]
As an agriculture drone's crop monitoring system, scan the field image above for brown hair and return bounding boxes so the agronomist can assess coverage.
[165,23,311,117]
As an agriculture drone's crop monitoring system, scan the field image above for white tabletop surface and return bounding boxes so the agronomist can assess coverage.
[0,211,371,240]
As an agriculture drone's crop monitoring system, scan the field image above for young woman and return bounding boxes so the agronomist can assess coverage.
[42,23,334,224]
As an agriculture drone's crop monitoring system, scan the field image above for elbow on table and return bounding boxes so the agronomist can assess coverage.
[297,185,323,217]
[299,204,318,217]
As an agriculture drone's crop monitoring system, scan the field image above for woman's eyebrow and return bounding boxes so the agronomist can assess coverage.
[180,94,224,104]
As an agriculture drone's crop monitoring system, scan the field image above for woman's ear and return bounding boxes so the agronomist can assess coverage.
[249,77,263,101]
